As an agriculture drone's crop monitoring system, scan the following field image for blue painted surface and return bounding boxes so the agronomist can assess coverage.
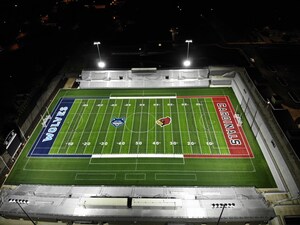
[28,98,75,157]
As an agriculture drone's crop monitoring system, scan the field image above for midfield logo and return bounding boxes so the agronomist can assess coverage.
[111,118,125,128]
[156,116,172,127]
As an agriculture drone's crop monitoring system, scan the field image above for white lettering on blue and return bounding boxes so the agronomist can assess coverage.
[42,106,69,142]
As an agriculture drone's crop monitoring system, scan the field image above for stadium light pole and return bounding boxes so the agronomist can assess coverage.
[0,156,10,172]
[93,41,105,68]
[217,203,227,225]
[183,40,192,67]
[16,201,37,225]
[17,124,26,142]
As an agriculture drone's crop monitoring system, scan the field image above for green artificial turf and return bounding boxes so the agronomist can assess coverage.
[5,87,276,188]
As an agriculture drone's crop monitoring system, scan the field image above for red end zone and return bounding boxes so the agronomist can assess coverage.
[212,96,253,158]
[178,96,253,159]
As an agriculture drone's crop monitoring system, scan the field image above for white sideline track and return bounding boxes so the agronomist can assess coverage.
[110,96,176,99]
[91,154,184,158]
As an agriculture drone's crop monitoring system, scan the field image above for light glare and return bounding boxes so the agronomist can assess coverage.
[183,60,191,67]
[98,61,106,68]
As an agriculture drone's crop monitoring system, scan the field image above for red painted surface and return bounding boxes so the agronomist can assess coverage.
[179,96,253,159]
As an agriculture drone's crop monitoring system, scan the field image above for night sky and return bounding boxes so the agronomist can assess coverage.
[0,0,300,148]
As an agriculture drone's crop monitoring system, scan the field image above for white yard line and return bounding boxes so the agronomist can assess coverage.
[91,99,110,154]
[119,99,131,154]
[102,99,118,155]
[204,98,222,154]
[63,99,85,154]
[110,99,124,154]
[168,99,175,154]
[110,96,176,99]
[189,99,202,154]
[82,100,103,154]
[135,99,144,170]
[162,99,166,154]
[127,99,137,154]
[182,99,193,153]
[154,99,157,153]
[175,98,184,154]
[74,99,96,154]
[199,100,213,154]
[146,99,150,153]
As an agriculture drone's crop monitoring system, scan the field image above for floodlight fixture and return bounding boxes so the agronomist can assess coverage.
[93,41,105,69]
[184,39,193,67]
[183,59,191,67]
[98,61,106,68]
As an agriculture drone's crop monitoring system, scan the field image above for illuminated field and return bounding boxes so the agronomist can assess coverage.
[5,88,276,187]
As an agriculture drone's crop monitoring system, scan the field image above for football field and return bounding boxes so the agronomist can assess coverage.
[5,88,276,188]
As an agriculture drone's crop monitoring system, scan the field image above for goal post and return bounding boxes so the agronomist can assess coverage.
[234,113,243,126]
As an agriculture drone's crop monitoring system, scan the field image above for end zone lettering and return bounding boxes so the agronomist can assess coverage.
[217,103,241,146]
[42,107,68,142]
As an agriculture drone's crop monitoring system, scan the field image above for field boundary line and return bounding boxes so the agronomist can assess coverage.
[91,154,184,158]
[23,167,255,173]
[110,96,176,99]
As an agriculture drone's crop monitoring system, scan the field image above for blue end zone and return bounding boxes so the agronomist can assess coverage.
[28,98,92,158]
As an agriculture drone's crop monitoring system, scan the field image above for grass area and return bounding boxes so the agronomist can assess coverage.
[5,87,276,188]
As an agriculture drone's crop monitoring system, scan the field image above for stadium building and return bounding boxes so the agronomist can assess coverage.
[0,67,299,225]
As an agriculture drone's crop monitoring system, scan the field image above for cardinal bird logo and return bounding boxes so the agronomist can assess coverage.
[156,116,172,127]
